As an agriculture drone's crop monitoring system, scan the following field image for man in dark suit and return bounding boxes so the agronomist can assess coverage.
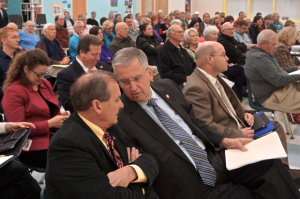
[0,3,8,28]
[57,34,112,113]
[114,47,300,199]
[63,11,74,30]
[46,71,159,198]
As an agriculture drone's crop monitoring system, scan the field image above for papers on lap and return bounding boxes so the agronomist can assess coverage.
[289,70,300,75]
[225,132,287,170]
[51,65,69,68]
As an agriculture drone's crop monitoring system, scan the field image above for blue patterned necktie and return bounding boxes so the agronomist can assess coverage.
[147,98,216,186]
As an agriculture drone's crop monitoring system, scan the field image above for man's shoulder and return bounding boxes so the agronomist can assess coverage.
[57,61,79,78]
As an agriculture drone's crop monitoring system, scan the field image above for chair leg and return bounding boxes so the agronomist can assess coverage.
[39,173,45,184]
[289,113,296,124]
[283,113,294,139]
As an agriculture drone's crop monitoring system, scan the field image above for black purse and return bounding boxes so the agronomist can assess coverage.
[0,129,28,153]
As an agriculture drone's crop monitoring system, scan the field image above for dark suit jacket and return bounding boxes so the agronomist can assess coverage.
[57,59,112,112]
[183,68,247,138]
[263,23,277,33]
[46,112,159,199]
[0,8,8,28]
[63,18,74,29]
[118,79,226,199]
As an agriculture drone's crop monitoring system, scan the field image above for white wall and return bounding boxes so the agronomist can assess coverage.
[168,0,185,14]
[191,0,223,18]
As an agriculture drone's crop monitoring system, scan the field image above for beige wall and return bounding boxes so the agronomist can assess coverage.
[168,0,185,14]
[191,0,224,18]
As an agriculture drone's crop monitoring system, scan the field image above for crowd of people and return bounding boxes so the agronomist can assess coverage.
[1,8,300,199]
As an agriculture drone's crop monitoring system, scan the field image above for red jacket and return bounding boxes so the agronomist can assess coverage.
[2,79,61,151]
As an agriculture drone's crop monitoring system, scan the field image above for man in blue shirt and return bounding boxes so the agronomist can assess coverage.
[271,13,284,34]
[69,21,85,62]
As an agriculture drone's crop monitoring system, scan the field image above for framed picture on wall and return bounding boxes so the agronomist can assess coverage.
[52,3,62,17]
[111,0,117,7]
[185,0,191,12]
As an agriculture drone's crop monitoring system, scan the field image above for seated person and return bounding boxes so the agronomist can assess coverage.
[189,20,205,43]
[46,71,159,199]
[141,17,164,42]
[156,25,195,90]
[263,14,277,33]
[109,22,136,56]
[114,47,300,199]
[89,26,113,63]
[2,49,70,168]
[78,14,93,35]
[183,41,299,178]
[245,30,300,113]
[136,23,162,66]
[87,11,99,26]
[203,25,219,41]
[182,28,199,63]
[102,20,115,48]
[36,23,70,65]
[0,122,41,199]
[63,11,74,30]
[249,15,264,44]
[58,35,111,113]
[18,21,39,50]
[159,16,170,42]
[124,16,139,42]
[55,15,69,48]
[0,27,20,112]
[69,21,85,62]
[273,27,300,68]
[233,19,256,57]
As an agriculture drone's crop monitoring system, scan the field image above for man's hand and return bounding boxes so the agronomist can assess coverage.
[247,44,256,50]
[220,137,253,152]
[6,122,36,132]
[107,166,137,187]
[60,57,70,65]
[186,76,190,81]
[127,147,141,163]
[244,113,254,127]
[241,127,254,138]
[78,30,85,37]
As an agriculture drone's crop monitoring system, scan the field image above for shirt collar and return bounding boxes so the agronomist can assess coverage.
[0,50,11,59]
[137,87,156,108]
[76,57,96,73]
[78,113,105,141]
[198,68,217,86]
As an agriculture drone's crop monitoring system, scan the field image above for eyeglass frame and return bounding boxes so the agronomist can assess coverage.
[31,69,49,78]
[210,54,227,58]
[119,68,148,86]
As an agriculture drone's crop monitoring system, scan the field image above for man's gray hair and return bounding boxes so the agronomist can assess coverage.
[74,21,84,29]
[170,19,182,26]
[174,10,180,14]
[185,12,191,16]
[166,24,179,37]
[78,14,86,21]
[244,18,251,22]
[112,47,148,72]
[43,23,54,32]
[203,25,219,41]
[257,29,277,44]
[25,20,34,27]
[181,28,198,48]
[272,13,279,18]
[221,22,231,31]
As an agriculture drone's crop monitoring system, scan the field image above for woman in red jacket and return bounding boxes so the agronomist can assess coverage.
[2,49,70,168]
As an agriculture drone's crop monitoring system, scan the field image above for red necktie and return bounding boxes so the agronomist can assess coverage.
[104,131,124,168]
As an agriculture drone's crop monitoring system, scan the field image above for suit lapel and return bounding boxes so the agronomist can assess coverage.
[73,59,86,76]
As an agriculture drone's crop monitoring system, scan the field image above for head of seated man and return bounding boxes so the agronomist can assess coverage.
[7,22,18,30]
[73,21,84,36]
[78,14,87,28]
[43,23,56,42]
[115,22,129,40]
[0,26,19,54]
[55,15,65,29]
[235,19,248,36]
[256,29,278,55]
[221,22,234,37]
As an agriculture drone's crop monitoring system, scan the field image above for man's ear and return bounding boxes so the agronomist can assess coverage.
[92,99,102,115]
[147,66,154,82]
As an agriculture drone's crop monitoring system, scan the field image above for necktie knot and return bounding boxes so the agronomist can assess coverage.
[147,98,157,107]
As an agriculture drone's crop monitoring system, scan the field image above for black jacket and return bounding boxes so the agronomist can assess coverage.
[87,18,99,26]
[263,23,277,34]
[63,18,74,29]
[248,24,262,44]
[156,40,196,85]
[57,59,112,113]
[0,8,8,28]
[218,33,247,65]
[136,34,162,66]
[46,112,159,199]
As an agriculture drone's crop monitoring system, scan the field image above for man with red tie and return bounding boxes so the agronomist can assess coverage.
[46,71,159,199]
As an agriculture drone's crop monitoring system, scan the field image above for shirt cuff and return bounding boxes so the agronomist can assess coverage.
[128,164,147,183]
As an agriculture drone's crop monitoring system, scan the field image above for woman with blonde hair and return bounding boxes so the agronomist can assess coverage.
[211,15,222,32]
[273,27,300,68]
[102,20,115,48]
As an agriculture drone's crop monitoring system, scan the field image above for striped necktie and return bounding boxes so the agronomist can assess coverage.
[147,98,216,186]
[104,131,124,168]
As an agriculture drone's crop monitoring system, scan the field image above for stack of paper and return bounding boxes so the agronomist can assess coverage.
[289,70,300,76]
[225,132,287,170]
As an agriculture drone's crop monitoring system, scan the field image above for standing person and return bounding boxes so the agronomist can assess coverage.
[55,15,69,48]
[63,11,74,30]
[249,15,264,44]
[189,19,205,43]
[271,13,284,34]
[233,11,245,27]
[134,13,142,30]
[18,21,40,50]
[0,3,8,28]
[87,11,99,26]
[69,21,85,62]
[173,10,187,30]
[102,20,115,48]
[263,14,277,33]
[136,23,163,66]
[108,12,114,22]
[2,49,70,168]
[78,14,93,34]
[159,16,170,42]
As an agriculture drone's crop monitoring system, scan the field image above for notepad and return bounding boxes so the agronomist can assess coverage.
[221,77,235,88]
[225,132,287,170]
[288,70,300,76]
[51,65,69,68]
[0,155,14,167]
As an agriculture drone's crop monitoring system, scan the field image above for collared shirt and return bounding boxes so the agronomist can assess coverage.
[204,22,209,28]
[134,19,140,30]
[76,57,97,73]
[78,113,147,184]
[84,25,93,35]
[198,68,241,129]
[0,9,3,17]
[138,88,205,168]
[65,19,73,29]
[233,30,252,57]
[271,20,284,34]
[128,27,139,42]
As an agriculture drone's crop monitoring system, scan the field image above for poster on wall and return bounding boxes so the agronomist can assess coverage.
[111,0,118,7]
[125,0,133,15]
[185,0,191,12]
[52,3,62,17]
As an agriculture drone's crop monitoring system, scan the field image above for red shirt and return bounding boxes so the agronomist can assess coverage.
[2,79,61,151]
[55,26,69,48]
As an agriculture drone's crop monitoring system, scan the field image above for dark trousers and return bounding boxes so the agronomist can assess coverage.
[18,150,48,168]
[0,161,41,199]
[201,150,300,199]
[223,65,247,102]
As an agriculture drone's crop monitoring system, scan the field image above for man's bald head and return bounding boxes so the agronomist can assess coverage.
[7,22,18,30]
[116,22,129,39]
[195,41,217,67]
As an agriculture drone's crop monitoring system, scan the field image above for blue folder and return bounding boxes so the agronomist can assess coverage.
[253,112,275,139]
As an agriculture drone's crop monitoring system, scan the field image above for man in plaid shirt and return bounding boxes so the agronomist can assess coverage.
[271,13,284,34]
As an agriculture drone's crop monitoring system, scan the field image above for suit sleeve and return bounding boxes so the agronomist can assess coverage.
[57,70,74,112]
[183,84,244,138]
[109,43,119,56]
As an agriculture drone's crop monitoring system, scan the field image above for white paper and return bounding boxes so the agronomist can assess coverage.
[0,155,14,166]
[289,70,300,76]
[51,65,68,68]
[221,77,235,88]
[225,132,287,170]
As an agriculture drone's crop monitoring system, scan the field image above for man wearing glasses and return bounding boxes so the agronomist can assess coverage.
[156,25,195,90]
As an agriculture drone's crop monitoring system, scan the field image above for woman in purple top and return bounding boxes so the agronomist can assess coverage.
[89,26,113,62]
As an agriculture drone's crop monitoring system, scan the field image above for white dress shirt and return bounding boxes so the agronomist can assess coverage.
[138,88,205,168]
[66,19,73,30]
[76,57,97,73]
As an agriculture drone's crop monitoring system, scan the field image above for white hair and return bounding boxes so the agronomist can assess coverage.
[244,18,251,22]
[43,23,54,32]
[203,25,219,41]
[25,20,35,27]
[221,22,231,31]
[170,19,182,26]
[74,21,84,29]
[78,14,85,21]
[257,29,277,44]
[181,28,199,48]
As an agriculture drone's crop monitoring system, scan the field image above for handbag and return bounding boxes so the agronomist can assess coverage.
[0,129,28,153]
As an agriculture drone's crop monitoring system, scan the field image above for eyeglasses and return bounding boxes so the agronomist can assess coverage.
[224,28,234,31]
[119,68,148,86]
[210,54,226,58]
[31,69,49,78]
